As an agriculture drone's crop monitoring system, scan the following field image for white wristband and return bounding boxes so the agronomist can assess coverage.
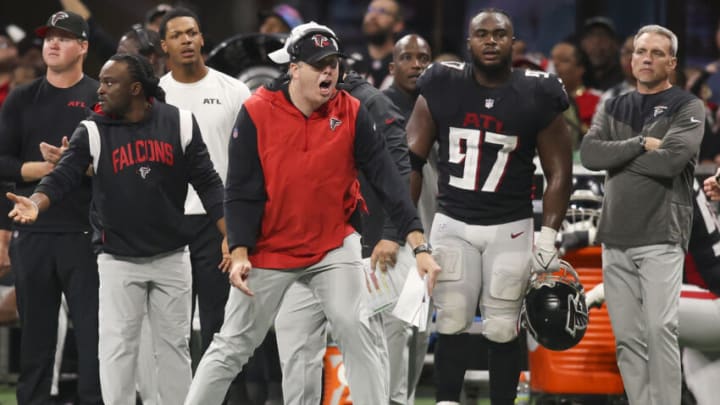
[536,226,558,250]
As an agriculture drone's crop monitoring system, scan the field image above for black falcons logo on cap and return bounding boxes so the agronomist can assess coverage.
[51,11,70,26]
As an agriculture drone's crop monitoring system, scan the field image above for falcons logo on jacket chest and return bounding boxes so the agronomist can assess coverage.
[329,117,342,131]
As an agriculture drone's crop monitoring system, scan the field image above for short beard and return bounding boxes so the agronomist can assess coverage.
[471,54,511,79]
[364,30,391,46]
[103,102,129,118]
[0,58,17,74]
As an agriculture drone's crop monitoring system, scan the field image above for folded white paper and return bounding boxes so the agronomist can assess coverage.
[391,266,430,331]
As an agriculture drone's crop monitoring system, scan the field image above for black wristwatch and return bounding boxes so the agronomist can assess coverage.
[639,136,646,151]
[413,243,432,257]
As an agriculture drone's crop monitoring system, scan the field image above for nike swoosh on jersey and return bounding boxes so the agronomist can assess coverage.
[511,231,524,239]
[690,117,701,123]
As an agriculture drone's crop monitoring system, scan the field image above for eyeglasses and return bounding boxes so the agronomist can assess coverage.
[367,6,396,18]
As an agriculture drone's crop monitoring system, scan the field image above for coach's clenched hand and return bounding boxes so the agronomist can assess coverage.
[371,239,399,272]
[416,252,441,296]
[228,247,254,296]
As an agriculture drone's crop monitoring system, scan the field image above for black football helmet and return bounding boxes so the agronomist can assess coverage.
[565,175,603,226]
[520,260,589,351]
[560,175,604,252]
[205,33,287,92]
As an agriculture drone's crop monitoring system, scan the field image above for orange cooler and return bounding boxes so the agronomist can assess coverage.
[528,246,625,395]
[322,344,352,405]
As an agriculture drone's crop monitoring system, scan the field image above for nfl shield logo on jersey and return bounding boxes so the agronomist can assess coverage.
[485,98,495,109]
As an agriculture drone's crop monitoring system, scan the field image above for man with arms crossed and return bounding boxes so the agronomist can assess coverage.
[581,25,705,405]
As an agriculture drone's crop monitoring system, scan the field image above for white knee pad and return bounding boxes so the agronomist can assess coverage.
[482,317,518,343]
[435,291,473,334]
[432,243,478,335]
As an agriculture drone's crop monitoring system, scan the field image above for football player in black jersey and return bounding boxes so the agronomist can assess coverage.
[406,9,572,405]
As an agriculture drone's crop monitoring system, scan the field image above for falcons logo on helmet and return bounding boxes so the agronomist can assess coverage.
[51,11,70,26]
[312,34,330,48]
[565,292,589,337]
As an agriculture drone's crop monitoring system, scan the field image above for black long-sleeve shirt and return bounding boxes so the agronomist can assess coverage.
[37,102,224,257]
[0,76,97,232]
[383,84,416,119]
[340,72,410,255]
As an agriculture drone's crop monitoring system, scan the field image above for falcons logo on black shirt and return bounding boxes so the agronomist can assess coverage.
[137,166,151,179]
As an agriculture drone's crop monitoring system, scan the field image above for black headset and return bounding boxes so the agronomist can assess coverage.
[131,23,155,56]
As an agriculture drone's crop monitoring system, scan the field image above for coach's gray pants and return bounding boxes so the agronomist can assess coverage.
[275,245,426,405]
[185,233,389,405]
[602,244,683,405]
[98,248,192,405]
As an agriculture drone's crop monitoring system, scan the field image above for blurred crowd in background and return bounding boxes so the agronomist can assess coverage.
[3,0,719,162]
[0,1,720,403]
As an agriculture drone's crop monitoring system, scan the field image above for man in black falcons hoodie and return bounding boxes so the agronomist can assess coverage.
[7,53,227,405]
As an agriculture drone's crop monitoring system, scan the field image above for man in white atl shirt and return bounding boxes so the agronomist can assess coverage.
[158,6,250,357]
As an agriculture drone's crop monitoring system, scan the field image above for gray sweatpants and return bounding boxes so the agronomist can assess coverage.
[185,233,389,405]
[98,248,192,405]
[602,244,683,405]
[274,245,426,405]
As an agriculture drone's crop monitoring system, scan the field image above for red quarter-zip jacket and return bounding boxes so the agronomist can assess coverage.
[225,81,422,269]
